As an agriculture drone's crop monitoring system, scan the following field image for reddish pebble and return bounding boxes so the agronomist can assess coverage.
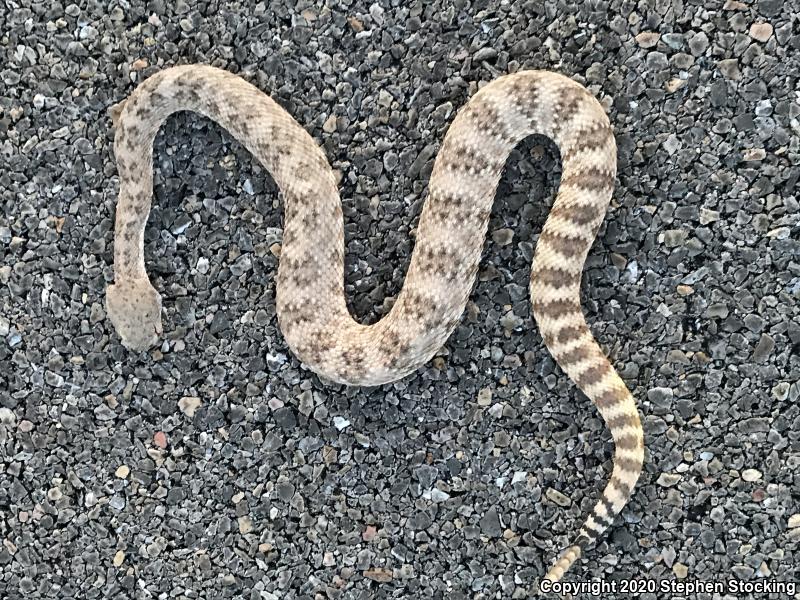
[154,431,167,448]
[362,525,377,542]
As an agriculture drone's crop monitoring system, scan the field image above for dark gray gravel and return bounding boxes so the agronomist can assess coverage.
[1,1,799,598]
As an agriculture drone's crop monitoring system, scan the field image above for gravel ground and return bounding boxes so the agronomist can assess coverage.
[1,0,799,598]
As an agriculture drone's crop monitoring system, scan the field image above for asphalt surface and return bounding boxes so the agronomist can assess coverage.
[0,0,798,598]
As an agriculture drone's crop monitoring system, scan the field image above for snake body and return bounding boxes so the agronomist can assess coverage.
[106,65,644,585]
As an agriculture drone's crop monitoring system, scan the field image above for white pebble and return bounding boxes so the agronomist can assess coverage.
[113,550,125,567]
[428,488,450,502]
[178,396,201,417]
[333,416,351,431]
[742,468,762,482]
[0,408,16,426]
[477,387,492,406]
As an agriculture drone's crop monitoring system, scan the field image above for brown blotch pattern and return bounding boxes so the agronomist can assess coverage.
[107,65,642,585]
[537,229,586,260]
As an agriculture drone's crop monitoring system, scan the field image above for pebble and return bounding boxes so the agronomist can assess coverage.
[731,565,755,579]
[322,114,337,133]
[178,396,202,417]
[663,229,688,246]
[752,334,775,362]
[742,148,766,161]
[273,407,297,429]
[699,208,720,224]
[741,469,762,482]
[662,546,676,567]
[771,382,789,401]
[647,387,673,403]
[657,473,682,487]
[479,507,502,537]
[635,32,660,48]
[718,58,741,80]
[545,488,572,507]
[362,525,377,541]
[688,31,709,55]
[113,551,125,567]
[491,228,514,245]
[115,465,130,479]
[477,387,492,406]
[333,416,351,430]
[767,226,790,240]
[428,488,450,502]
[662,134,682,155]
[0,408,16,426]
[665,78,686,93]
[474,47,498,62]
[749,22,773,42]
[238,516,253,534]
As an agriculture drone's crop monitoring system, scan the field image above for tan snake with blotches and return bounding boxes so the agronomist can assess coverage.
[106,65,644,587]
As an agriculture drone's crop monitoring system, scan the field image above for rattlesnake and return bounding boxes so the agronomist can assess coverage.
[106,64,644,587]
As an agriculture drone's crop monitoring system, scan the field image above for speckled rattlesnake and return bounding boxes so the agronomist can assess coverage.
[106,65,644,586]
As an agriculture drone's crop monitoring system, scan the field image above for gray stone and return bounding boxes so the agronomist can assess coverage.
[479,507,502,537]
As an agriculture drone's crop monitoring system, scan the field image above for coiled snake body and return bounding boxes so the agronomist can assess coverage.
[106,65,644,586]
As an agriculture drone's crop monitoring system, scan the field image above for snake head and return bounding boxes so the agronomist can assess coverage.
[106,279,163,352]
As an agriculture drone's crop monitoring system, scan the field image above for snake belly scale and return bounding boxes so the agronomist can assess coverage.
[106,65,644,586]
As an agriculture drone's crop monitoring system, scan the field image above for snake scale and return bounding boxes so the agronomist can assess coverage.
[106,65,644,586]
